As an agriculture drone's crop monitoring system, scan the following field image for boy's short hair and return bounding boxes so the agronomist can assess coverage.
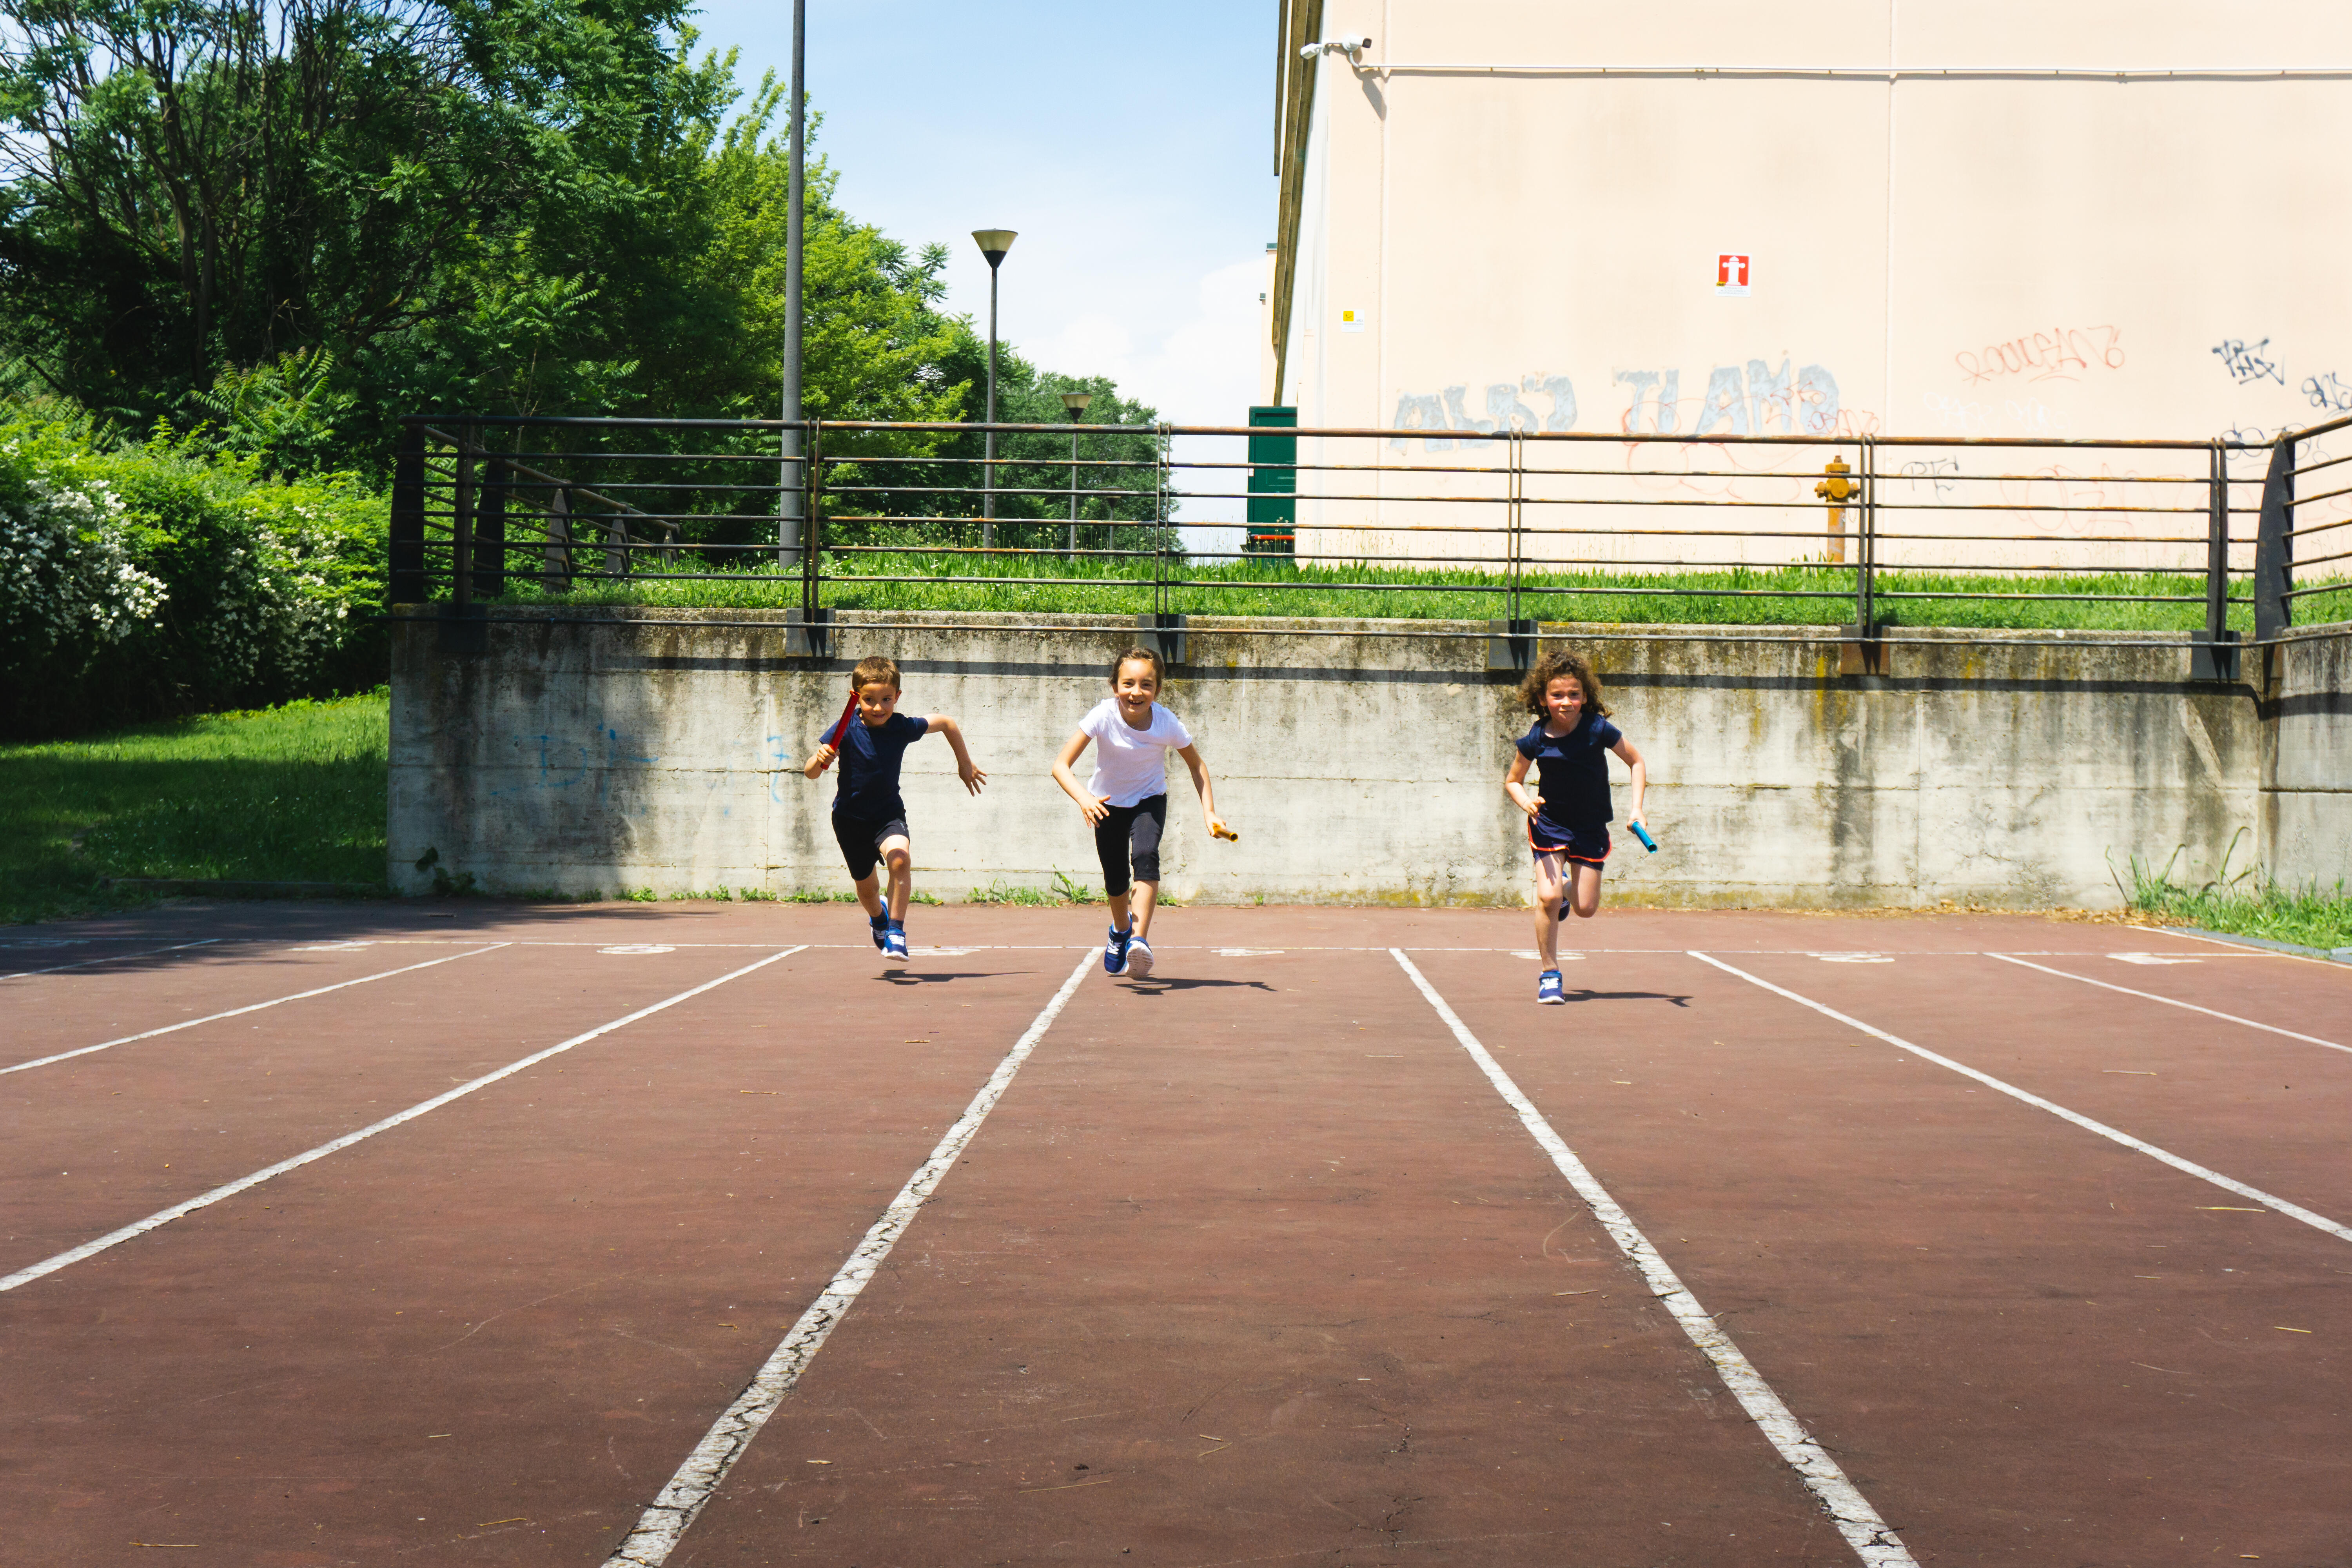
[851,654,901,691]
[1521,650,1610,718]
[1111,646,1164,688]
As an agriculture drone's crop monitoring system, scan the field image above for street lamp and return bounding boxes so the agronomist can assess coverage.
[778,0,807,565]
[1060,390,1093,557]
[971,229,1017,549]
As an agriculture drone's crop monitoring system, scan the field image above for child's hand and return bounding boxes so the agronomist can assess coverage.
[960,760,988,795]
[1522,791,1544,820]
[1078,793,1111,826]
[1208,815,1238,842]
[802,743,836,780]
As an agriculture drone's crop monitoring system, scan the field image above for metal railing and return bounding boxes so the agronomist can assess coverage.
[387,412,2352,659]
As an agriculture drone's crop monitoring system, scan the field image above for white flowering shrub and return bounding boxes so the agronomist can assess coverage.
[0,406,387,737]
[0,464,169,661]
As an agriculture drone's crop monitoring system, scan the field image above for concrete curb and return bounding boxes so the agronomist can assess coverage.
[2178,927,2352,965]
[102,879,388,900]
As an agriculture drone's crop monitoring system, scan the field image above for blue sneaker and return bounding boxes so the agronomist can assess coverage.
[1124,936,1154,980]
[1103,925,1132,975]
[1537,969,1565,1005]
[868,914,889,952]
[883,922,909,963]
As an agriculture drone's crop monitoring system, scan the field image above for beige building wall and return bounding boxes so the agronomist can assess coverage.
[1269,1,2352,571]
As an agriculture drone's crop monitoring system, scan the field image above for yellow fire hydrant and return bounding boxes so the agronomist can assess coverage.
[1814,456,1853,563]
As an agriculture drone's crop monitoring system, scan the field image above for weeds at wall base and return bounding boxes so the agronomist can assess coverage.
[2125,848,2352,951]
[964,869,1102,906]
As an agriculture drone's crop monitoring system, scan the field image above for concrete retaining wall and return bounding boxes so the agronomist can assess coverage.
[388,608,2337,908]
[2262,628,2352,893]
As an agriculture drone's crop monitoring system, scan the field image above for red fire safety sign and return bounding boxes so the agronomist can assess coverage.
[1716,253,1751,296]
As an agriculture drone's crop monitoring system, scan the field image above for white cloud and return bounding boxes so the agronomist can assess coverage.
[1027,256,1265,531]
[1030,256,1261,425]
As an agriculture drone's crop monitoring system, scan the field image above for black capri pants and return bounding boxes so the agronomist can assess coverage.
[1093,793,1168,898]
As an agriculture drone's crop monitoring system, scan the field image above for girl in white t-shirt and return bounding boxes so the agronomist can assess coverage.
[1050,646,1232,979]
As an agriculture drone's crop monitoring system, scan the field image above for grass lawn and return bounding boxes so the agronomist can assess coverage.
[2128,858,2352,954]
[0,692,389,925]
[484,555,2351,632]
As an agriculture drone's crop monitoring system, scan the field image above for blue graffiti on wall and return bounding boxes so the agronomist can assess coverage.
[1392,359,1840,450]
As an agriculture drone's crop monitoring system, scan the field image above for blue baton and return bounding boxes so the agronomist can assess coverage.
[1629,822,1658,853]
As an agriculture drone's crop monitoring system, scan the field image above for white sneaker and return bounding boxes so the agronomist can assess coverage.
[1123,937,1154,979]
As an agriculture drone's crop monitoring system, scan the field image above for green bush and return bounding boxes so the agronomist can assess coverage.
[0,403,387,737]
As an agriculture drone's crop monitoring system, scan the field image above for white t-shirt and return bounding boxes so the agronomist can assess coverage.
[1080,698,1194,808]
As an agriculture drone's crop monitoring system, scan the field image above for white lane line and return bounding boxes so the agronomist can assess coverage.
[1387,950,1915,1568]
[1690,952,2352,1247]
[606,947,1096,1567]
[1986,953,2350,1056]
[0,946,808,1296]
[1,945,511,1077]
[0,938,220,979]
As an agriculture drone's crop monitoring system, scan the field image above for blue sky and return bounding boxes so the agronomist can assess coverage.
[685,0,1277,435]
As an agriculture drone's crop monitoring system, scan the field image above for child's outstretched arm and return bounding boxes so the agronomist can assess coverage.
[1175,744,1231,839]
[1049,729,1108,823]
[1610,737,1648,824]
[1504,752,1544,819]
[925,715,987,795]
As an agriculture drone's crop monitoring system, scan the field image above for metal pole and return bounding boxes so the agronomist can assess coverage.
[1508,429,1524,624]
[452,425,475,610]
[2205,438,2229,644]
[389,423,425,603]
[1068,419,1079,555]
[1857,434,1876,633]
[2254,433,2296,645]
[778,0,806,565]
[983,263,999,549]
[802,420,824,621]
[1156,422,1171,618]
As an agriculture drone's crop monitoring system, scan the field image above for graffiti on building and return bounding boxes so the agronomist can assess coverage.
[1392,375,1576,450]
[2302,371,2352,412]
[1954,325,2125,386]
[2212,337,2285,386]
[1613,359,1839,437]
[1898,457,1962,499]
[1921,392,2072,438]
[1389,359,1841,450]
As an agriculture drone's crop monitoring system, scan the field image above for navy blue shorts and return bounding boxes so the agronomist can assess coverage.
[833,810,909,882]
[1528,819,1609,866]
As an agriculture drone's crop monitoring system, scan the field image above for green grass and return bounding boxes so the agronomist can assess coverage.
[966,869,1101,906]
[0,692,390,924]
[2126,847,2352,953]
[484,554,2350,632]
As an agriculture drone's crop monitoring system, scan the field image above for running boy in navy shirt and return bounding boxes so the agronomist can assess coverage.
[1504,650,1647,1005]
[803,654,985,962]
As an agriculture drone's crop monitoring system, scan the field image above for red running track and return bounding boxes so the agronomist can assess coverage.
[2,902,2345,1564]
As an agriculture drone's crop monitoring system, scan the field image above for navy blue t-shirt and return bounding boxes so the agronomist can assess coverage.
[830,711,928,819]
[1515,712,1623,832]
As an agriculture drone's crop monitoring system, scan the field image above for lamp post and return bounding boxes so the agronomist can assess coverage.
[1060,390,1093,557]
[778,0,807,564]
[970,229,1016,549]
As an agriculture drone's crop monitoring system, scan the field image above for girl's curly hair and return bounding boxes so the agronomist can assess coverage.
[1519,650,1610,719]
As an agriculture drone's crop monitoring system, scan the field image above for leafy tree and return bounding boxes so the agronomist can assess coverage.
[0,1,973,477]
[0,0,1167,581]
[0,0,702,430]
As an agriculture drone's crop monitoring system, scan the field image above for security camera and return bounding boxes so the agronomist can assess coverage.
[1298,34,1372,62]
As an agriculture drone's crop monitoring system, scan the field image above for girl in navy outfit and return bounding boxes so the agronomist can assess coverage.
[1503,650,1648,1005]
